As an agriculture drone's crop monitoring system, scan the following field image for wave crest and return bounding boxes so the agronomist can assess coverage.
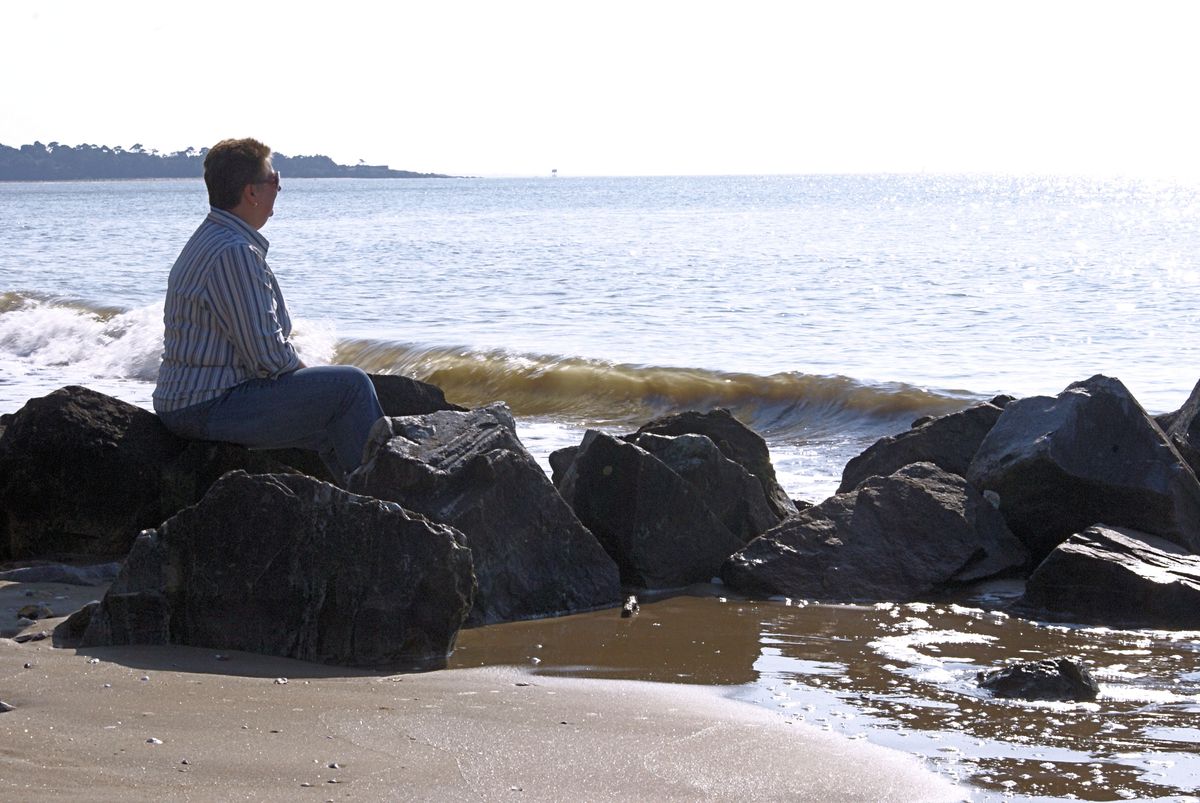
[0,293,981,436]
[337,339,977,436]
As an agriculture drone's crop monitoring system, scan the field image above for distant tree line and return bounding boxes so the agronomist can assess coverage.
[0,141,451,181]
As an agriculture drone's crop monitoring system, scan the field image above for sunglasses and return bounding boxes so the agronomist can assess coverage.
[254,170,281,190]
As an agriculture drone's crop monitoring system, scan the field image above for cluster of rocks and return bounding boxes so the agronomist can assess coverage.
[5,371,1200,671]
[719,373,1200,632]
[840,374,1200,631]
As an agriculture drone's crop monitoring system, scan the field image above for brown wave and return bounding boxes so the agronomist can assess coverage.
[335,339,977,435]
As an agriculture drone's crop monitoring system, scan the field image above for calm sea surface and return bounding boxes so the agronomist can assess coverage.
[4,175,1200,799]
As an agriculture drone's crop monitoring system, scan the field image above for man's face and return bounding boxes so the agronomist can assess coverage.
[248,159,280,226]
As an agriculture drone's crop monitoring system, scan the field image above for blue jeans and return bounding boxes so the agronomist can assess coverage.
[158,366,384,484]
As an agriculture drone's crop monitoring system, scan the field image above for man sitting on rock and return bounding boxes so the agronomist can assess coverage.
[153,137,383,485]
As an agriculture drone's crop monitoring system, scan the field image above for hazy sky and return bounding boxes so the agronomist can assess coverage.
[5,1,1199,177]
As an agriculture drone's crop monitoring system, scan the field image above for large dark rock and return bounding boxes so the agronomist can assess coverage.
[0,387,318,561]
[635,409,797,520]
[556,430,746,589]
[0,386,194,561]
[1163,377,1200,477]
[629,432,783,543]
[967,375,1200,564]
[548,444,580,488]
[1014,524,1200,629]
[977,658,1099,701]
[838,402,1004,493]
[722,462,1028,602]
[80,471,474,668]
[370,372,466,416]
[0,378,462,561]
[348,404,620,625]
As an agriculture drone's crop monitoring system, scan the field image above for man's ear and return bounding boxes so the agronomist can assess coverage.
[241,182,259,207]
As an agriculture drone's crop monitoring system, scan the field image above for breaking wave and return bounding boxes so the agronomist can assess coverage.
[1,291,982,436]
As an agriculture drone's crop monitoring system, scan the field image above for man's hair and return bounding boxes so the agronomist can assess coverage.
[204,138,272,210]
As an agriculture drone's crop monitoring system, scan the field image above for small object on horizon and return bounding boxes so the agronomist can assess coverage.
[551,168,558,177]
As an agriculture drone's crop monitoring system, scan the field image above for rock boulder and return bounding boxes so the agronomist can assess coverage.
[967,375,1200,563]
[629,432,783,543]
[556,430,746,589]
[0,378,463,561]
[348,404,620,625]
[370,372,466,417]
[635,409,796,520]
[80,471,474,669]
[1164,377,1200,477]
[1013,524,1200,629]
[0,386,197,561]
[977,657,1099,701]
[722,462,1028,602]
[838,402,1004,493]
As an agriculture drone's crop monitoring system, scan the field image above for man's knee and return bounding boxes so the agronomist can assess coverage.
[298,365,373,392]
[340,366,376,399]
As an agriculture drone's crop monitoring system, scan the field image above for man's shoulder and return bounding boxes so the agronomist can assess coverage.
[190,217,262,260]
[172,220,260,288]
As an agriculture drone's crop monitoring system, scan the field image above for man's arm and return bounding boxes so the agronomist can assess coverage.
[206,245,302,378]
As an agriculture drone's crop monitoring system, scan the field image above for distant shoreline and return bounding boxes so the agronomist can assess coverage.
[0,141,455,181]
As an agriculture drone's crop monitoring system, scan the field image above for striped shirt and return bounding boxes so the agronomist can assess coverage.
[152,207,301,413]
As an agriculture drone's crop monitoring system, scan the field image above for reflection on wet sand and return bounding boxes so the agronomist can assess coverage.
[452,590,763,686]
[451,588,1200,800]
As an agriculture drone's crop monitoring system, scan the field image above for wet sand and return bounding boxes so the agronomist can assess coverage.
[1,579,963,802]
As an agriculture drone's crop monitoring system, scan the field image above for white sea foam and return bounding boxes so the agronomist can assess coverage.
[0,295,343,415]
[0,298,163,381]
[869,629,996,669]
[1099,685,1200,705]
[290,317,339,366]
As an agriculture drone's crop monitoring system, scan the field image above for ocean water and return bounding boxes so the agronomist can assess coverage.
[4,174,1199,502]
[5,175,1200,800]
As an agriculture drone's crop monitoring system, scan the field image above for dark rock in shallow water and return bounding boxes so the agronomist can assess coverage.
[81,471,474,669]
[838,402,1003,494]
[557,430,745,589]
[967,375,1200,564]
[722,462,1028,603]
[635,409,797,520]
[1014,524,1200,629]
[348,404,620,626]
[978,657,1099,701]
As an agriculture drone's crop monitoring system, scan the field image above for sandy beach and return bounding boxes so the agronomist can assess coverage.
[1,578,964,802]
